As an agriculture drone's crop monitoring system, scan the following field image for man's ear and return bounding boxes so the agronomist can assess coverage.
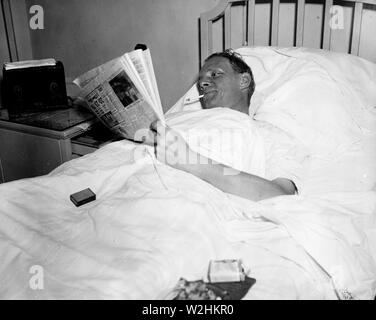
[239,73,252,91]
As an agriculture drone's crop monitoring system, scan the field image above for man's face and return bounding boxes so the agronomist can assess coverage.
[197,56,243,110]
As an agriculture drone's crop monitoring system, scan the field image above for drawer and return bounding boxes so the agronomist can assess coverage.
[71,142,98,156]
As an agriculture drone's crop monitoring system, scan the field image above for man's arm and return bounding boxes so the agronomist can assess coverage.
[152,124,296,201]
[175,156,296,201]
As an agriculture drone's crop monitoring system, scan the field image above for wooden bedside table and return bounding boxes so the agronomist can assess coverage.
[0,108,117,183]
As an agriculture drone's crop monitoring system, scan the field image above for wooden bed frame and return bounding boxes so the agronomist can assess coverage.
[200,0,376,65]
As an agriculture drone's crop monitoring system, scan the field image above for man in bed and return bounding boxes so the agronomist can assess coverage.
[151,49,298,201]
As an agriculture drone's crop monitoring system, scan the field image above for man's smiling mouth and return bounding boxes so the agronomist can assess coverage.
[203,90,217,99]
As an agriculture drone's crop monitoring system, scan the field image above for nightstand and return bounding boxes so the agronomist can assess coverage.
[0,108,118,183]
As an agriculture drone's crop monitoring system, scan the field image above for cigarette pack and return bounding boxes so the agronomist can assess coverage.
[207,259,246,283]
[70,188,96,207]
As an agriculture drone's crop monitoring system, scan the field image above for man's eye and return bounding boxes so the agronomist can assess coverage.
[212,71,222,77]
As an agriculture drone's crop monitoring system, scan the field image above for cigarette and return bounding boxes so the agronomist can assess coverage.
[184,94,204,105]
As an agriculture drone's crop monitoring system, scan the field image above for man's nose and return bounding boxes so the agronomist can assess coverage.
[198,80,212,91]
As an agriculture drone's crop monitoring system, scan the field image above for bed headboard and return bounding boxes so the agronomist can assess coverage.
[200,0,376,66]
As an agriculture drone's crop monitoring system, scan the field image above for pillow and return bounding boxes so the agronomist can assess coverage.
[165,108,266,177]
[238,47,376,193]
[237,46,376,155]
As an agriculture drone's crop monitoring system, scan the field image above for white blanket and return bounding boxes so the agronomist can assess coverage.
[0,139,375,300]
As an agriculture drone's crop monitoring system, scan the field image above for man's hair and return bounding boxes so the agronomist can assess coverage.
[205,49,255,100]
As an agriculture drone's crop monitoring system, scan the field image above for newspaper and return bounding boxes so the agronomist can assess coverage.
[73,49,165,141]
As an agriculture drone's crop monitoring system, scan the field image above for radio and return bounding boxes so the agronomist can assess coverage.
[2,59,68,116]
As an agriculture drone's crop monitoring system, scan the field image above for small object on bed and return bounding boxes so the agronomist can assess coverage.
[168,277,256,300]
[165,259,254,300]
[207,259,246,283]
[171,278,225,300]
[70,188,96,207]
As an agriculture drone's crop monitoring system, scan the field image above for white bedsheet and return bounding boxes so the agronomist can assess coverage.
[0,140,375,300]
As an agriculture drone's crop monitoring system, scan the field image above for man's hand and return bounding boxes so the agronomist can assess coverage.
[150,121,197,170]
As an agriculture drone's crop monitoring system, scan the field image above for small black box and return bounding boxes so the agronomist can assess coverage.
[2,60,68,116]
[70,188,96,207]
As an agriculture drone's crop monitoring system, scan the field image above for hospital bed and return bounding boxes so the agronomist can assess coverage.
[0,0,376,300]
